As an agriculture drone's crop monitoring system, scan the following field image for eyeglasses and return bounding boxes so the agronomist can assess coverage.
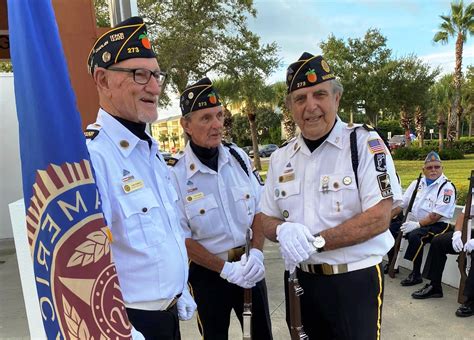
[425,165,441,170]
[107,67,167,85]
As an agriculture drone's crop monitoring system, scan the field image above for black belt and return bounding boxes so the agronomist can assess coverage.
[228,246,245,262]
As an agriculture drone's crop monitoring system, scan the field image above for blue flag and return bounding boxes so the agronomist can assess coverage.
[8,1,132,338]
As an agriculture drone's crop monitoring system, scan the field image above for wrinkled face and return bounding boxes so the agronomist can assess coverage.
[288,80,341,140]
[105,58,162,123]
[181,106,224,148]
[423,160,442,180]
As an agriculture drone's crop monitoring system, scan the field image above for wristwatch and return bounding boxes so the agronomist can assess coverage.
[313,233,326,253]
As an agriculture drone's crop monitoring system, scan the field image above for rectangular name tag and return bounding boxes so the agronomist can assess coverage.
[186,192,204,202]
[122,180,144,193]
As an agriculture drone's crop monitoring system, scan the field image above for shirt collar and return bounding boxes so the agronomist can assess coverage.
[97,109,157,157]
[184,142,231,179]
[294,118,344,157]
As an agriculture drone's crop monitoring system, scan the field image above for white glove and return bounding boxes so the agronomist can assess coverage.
[241,248,265,283]
[452,231,464,253]
[177,288,197,321]
[131,326,145,340]
[282,255,297,273]
[464,239,474,253]
[400,221,420,235]
[276,222,316,264]
[220,261,255,288]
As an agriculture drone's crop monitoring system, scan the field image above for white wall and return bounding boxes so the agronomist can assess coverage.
[0,73,23,239]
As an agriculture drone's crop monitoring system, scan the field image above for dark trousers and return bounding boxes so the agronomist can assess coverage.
[404,222,451,275]
[423,231,474,301]
[285,264,384,340]
[189,262,273,340]
[126,304,180,340]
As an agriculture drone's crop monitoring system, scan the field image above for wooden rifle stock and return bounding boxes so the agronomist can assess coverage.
[288,270,308,340]
[388,173,423,278]
[457,170,474,304]
[243,228,252,340]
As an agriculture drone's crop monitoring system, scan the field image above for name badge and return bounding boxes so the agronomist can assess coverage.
[122,180,144,193]
[186,192,204,202]
[278,173,295,183]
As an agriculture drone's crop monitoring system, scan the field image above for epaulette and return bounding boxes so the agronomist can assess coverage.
[166,157,180,167]
[84,129,100,140]
[362,124,375,132]
[280,136,296,148]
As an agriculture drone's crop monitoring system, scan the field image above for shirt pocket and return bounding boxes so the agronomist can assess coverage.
[273,179,301,217]
[184,194,221,239]
[318,174,358,216]
[231,186,256,226]
[118,188,166,248]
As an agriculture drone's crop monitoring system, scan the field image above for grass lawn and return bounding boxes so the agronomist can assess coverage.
[257,154,473,205]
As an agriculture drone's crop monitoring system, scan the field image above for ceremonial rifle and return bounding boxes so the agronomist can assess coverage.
[457,170,474,304]
[288,270,309,340]
[388,173,422,278]
[243,228,252,340]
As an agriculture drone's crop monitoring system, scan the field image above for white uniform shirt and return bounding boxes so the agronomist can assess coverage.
[401,174,456,223]
[86,109,188,305]
[262,119,402,265]
[170,142,262,254]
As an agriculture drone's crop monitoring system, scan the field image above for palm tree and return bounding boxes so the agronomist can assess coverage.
[414,106,425,147]
[213,77,240,143]
[433,0,474,146]
[272,81,296,140]
[430,74,454,151]
[400,105,412,147]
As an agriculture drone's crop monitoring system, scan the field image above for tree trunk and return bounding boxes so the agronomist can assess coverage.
[470,112,473,138]
[456,105,464,140]
[447,32,464,147]
[222,106,233,143]
[282,109,296,141]
[437,109,445,152]
[246,104,261,170]
[414,105,425,147]
[400,106,411,147]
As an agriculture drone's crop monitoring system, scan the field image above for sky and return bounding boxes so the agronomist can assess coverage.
[159,0,474,118]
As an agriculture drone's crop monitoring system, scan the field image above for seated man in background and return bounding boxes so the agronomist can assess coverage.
[389,151,456,286]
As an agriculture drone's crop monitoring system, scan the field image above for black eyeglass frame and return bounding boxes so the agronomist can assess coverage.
[107,67,167,85]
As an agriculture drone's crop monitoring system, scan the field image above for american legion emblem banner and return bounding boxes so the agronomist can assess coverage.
[7,1,133,338]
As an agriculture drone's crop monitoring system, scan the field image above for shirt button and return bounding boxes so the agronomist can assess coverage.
[142,207,148,213]
[245,194,250,199]
[200,209,205,215]
[281,190,286,197]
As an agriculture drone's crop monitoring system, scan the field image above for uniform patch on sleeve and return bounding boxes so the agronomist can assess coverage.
[443,189,453,203]
[377,173,393,198]
[367,138,385,154]
[253,169,264,186]
[374,153,387,172]
[84,129,100,140]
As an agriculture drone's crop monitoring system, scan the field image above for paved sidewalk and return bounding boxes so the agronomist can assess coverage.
[1,239,473,339]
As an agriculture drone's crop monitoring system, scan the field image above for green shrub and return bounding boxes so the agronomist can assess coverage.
[393,146,464,160]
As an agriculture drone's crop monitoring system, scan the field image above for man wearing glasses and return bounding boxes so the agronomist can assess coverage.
[85,17,195,339]
[389,151,456,287]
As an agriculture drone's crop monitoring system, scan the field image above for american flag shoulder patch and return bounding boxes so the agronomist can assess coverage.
[367,138,385,154]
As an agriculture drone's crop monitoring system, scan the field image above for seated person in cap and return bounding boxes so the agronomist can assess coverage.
[411,203,474,317]
[261,52,401,340]
[85,16,195,339]
[168,77,272,340]
[389,151,456,286]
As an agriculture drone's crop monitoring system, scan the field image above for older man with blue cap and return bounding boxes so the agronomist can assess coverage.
[389,151,457,287]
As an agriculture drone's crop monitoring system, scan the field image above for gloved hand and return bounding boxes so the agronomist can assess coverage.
[276,222,316,264]
[452,231,464,253]
[177,287,197,321]
[220,261,255,288]
[282,255,298,274]
[400,221,420,235]
[131,327,145,340]
[464,239,474,253]
[241,248,265,283]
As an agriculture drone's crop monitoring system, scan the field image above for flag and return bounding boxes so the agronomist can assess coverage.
[7,1,132,338]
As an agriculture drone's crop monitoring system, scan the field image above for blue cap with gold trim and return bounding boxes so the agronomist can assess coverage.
[87,16,156,75]
[180,77,221,115]
[424,150,441,163]
[286,52,335,94]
